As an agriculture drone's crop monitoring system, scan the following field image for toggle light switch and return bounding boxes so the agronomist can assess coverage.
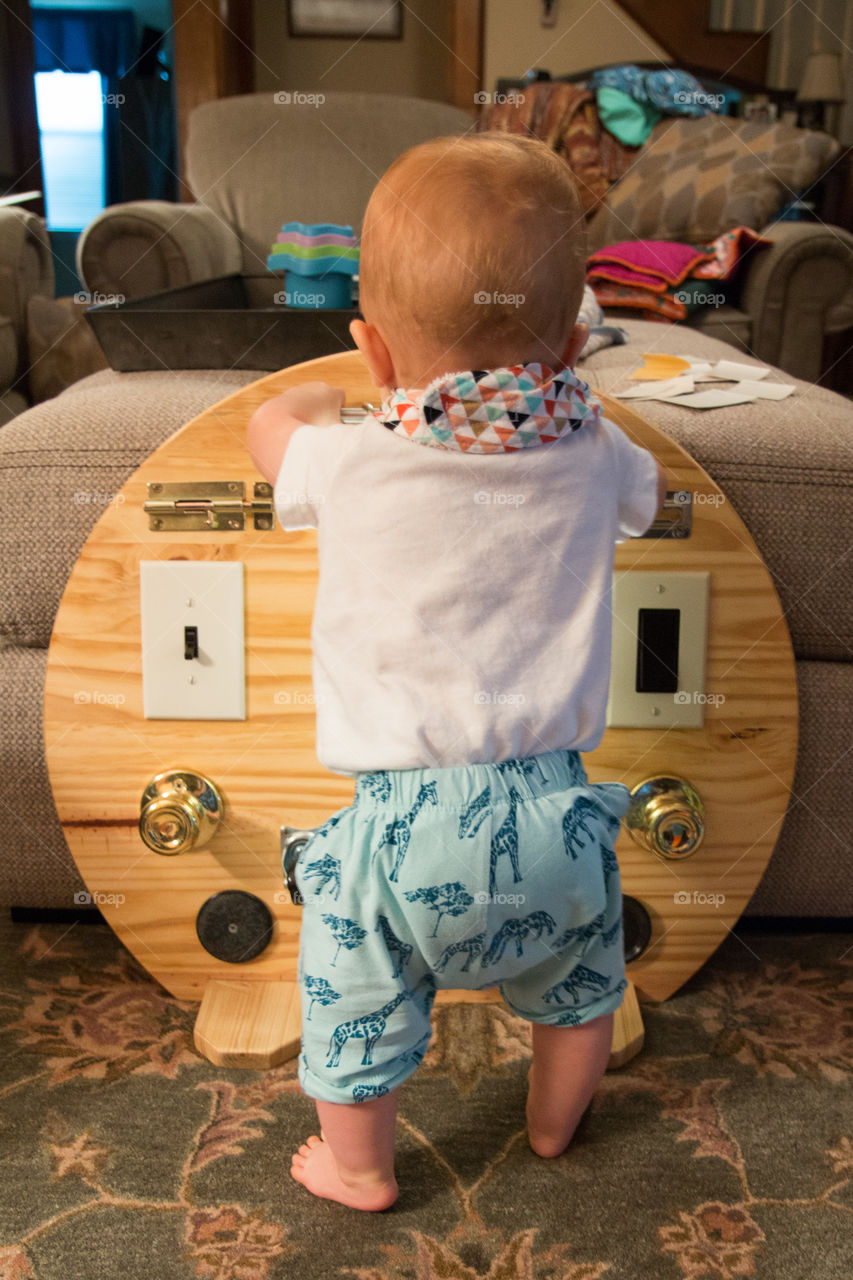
[184,625,199,660]
[140,561,245,720]
[606,571,709,728]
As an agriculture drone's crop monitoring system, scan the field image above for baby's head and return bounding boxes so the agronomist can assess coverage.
[351,132,588,392]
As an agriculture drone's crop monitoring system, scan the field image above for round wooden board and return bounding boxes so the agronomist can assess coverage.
[44,350,797,1003]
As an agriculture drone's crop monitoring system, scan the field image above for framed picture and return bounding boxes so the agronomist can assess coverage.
[287,0,403,39]
[742,99,778,125]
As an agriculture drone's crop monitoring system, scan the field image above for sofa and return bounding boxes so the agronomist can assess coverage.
[0,207,55,424]
[76,93,853,385]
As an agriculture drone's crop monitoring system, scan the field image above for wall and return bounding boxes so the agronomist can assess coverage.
[709,0,853,144]
[483,0,667,91]
[252,0,451,100]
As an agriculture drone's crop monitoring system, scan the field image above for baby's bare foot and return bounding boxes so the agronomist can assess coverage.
[290,1134,398,1211]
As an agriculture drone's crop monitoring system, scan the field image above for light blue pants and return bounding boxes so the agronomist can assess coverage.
[292,748,629,1104]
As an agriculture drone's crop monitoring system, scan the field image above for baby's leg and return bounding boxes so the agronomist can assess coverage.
[526,1013,613,1158]
[290,1091,399,1211]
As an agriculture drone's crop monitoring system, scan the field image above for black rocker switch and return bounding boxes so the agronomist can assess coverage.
[635,608,679,694]
[184,625,199,660]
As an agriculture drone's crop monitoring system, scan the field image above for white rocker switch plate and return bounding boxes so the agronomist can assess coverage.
[140,561,246,720]
[606,571,710,729]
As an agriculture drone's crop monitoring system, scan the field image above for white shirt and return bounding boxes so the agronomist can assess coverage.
[274,412,659,774]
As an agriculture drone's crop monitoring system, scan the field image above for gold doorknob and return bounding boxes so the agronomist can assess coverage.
[625,776,705,860]
[139,770,224,855]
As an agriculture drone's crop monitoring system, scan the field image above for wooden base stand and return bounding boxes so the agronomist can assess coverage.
[608,980,644,1069]
[194,979,302,1068]
[193,977,645,1072]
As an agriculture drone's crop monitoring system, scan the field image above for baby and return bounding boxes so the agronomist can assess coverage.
[247,133,666,1212]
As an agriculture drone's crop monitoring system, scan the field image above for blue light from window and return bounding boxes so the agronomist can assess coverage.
[35,70,105,230]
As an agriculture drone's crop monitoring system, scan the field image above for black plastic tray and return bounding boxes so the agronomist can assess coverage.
[85,274,359,372]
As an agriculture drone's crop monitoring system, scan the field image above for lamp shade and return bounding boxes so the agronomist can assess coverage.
[797,51,845,103]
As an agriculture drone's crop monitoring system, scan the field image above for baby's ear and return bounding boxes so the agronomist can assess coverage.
[350,318,395,392]
[560,322,589,369]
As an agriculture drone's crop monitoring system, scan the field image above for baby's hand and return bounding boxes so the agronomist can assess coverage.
[247,382,346,484]
[275,381,347,427]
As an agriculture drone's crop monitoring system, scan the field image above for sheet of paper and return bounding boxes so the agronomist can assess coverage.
[736,379,795,400]
[613,376,695,399]
[672,388,760,409]
[677,358,715,378]
[708,359,771,381]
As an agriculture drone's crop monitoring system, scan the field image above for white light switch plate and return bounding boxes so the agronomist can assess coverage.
[140,561,245,720]
[606,571,710,729]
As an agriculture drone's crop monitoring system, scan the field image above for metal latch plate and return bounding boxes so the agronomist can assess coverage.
[638,491,692,539]
[144,481,274,531]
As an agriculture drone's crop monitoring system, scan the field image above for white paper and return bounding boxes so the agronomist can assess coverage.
[677,357,714,378]
[736,379,795,400]
[613,376,695,399]
[671,388,759,409]
[708,359,771,381]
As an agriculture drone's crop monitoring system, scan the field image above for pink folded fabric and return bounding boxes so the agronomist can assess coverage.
[587,238,714,286]
[586,262,670,292]
[275,231,356,246]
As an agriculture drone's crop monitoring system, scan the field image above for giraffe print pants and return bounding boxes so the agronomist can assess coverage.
[292,748,629,1104]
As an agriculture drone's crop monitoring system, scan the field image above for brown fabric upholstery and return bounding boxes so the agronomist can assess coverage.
[185,93,476,276]
[586,115,839,251]
[475,82,637,216]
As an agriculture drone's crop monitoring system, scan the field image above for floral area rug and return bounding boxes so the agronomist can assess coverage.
[0,913,851,1279]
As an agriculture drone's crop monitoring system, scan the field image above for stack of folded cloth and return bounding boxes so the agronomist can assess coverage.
[588,64,732,148]
[268,221,359,308]
[586,227,770,321]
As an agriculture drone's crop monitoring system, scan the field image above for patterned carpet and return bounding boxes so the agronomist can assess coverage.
[1,913,851,1280]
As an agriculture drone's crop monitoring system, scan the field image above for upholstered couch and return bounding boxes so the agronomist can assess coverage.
[76,93,853,385]
[1,319,851,918]
[0,208,54,424]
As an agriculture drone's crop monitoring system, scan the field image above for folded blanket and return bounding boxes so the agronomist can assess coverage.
[475,82,638,216]
[587,239,715,287]
[587,228,771,323]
